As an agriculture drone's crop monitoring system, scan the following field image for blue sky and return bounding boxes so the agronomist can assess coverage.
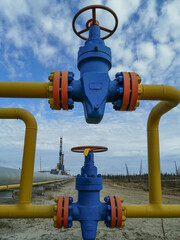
[0,0,179,175]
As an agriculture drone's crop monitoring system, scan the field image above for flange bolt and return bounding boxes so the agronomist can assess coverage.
[116,76,123,84]
[68,72,74,82]
[115,72,123,78]
[104,196,110,203]
[68,98,74,110]
[48,72,54,81]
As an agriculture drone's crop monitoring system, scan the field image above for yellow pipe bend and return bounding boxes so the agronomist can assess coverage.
[139,84,180,205]
[147,100,179,204]
[139,84,180,101]
[0,108,37,204]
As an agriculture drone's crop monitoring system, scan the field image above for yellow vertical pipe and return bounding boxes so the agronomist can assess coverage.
[0,108,37,204]
[147,101,178,203]
[139,84,180,204]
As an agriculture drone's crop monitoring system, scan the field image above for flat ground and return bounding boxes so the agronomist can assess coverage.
[0,179,180,240]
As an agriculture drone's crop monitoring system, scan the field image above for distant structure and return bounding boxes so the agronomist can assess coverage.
[174,161,180,176]
[139,160,143,175]
[59,137,64,171]
[178,167,180,176]
[125,162,130,182]
[175,161,178,175]
[40,156,42,172]
[50,137,65,175]
[125,162,129,176]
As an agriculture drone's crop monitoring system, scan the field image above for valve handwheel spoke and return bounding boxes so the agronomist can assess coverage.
[100,26,112,33]
[92,7,96,24]
[71,146,108,153]
[72,5,118,40]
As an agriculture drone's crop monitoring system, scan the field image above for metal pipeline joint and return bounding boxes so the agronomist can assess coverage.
[53,146,125,240]
[48,5,141,124]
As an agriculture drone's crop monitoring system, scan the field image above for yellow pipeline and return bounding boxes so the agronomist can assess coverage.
[125,204,180,218]
[0,82,53,98]
[0,178,71,191]
[0,205,55,218]
[0,108,56,219]
[138,84,180,101]
[0,108,37,204]
[0,85,179,221]
[119,84,180,219]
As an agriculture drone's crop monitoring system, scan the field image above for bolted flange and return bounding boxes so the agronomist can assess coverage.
[112,72,124,111]
[53,196,73,229]
[113,72,141,111]
[48,70,74,111]
[104,195,126,228]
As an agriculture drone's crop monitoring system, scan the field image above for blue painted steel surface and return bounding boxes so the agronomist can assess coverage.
[68,24,124,123]
[68,152,108,240]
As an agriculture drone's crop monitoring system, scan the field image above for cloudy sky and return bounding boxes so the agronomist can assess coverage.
[0,0,179,175]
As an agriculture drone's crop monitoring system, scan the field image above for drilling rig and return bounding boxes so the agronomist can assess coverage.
[59,137,65,172]
[51,137,65,175]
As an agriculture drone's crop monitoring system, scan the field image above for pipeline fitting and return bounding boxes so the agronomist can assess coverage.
[112,72,124,111]
[104,195,126,228]
[48,70,74,111]
[113,72,140,111]
[53,196,73,229]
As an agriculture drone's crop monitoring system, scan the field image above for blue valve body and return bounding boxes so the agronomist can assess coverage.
[68,24,124,123]
[69,152,108,240]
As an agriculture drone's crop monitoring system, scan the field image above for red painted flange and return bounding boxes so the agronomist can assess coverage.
[61,71,68,110]
[109,195,116,228]
[63,196,69,228]
[115,196,122,227]
[120,72,130,111]
[53,70,61,110]
[128,72,138,111]
[108,195,123,228]
[57,196,63,228]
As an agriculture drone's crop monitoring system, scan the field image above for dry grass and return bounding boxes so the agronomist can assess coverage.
[103,174,180,196]
[46,192,54,200]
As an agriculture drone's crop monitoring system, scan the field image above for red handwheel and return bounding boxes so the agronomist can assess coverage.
[71,146,108,153]
[72,5,118,40]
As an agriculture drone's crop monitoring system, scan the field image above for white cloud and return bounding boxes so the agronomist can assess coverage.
[156,44,175,70]
[106,0,141,30]
[0,0,29,23]
[32,41,57,65]
[138,0,157,30]
[6,26,25,48]
[133,60,148,76]
[153,0,180,43]
[137,42,156,60]
[0,0,80,70]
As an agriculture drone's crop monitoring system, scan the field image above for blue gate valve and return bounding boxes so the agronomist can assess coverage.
[48,5,141,123]
[53,146,126,240]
